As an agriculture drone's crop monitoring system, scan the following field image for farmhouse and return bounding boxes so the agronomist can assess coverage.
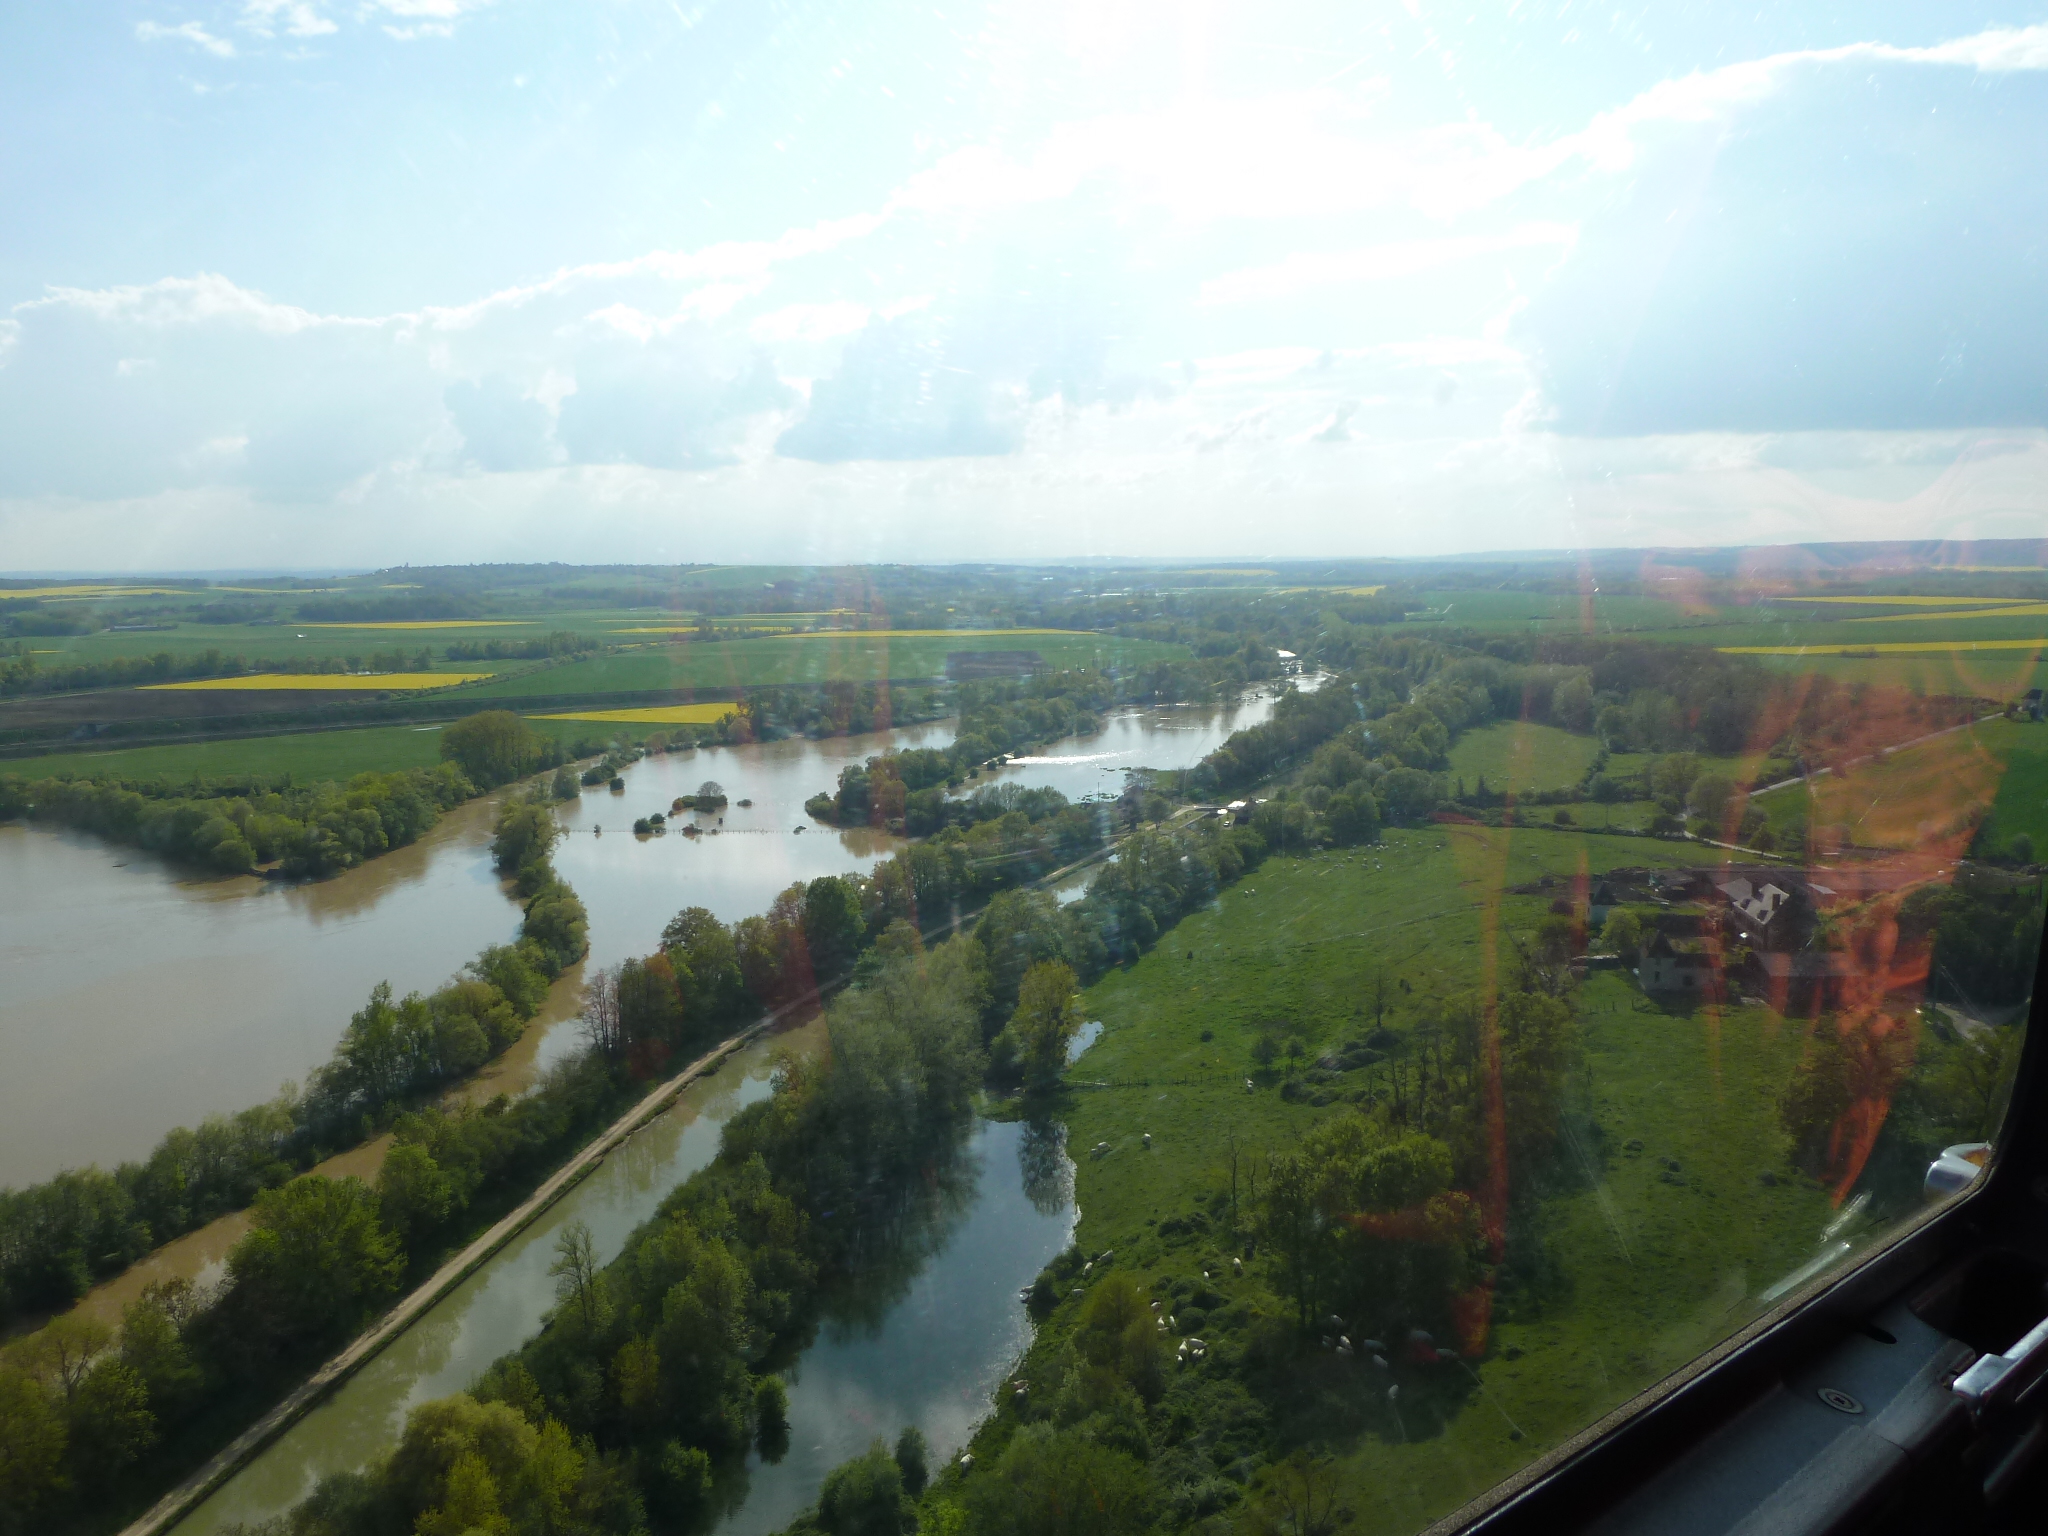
[1638,931,1716,994]
[1717,875,1792,933]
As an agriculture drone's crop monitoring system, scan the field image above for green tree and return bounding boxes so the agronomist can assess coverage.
[963,1424,1153,1536]
[378,1143,454,1247]
[119,1283,201,1412]
[1257,1151,1325,1329]
[894,1424,930,1497]
[756,1375,791,1457]
[1073,1272,1165,1400]
[1602,907,1645,959]
[1003,961,1082,1089]
[1551,674,1595,732]
[803,875,866,981]
[490,796,560,877]
[442,711,544,789]
[548,1220,606,1333]
[1325,783,1382,846]
[66,1358,154,1474]
[973,889,1074,1024]
[0,1366,66,1535]
[226,1175,403,1342]
[817,1441,911,1536]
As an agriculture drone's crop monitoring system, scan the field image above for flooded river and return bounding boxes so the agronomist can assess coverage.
[0,726,938,1189]
[1,692,1276,1189]
[7,694,1284,1534]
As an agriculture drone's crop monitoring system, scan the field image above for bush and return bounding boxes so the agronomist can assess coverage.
[441,711,558,789]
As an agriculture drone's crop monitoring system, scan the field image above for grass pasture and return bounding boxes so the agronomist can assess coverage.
[464,631,1191,697]
[2,725,465,784]
[1752,715,2048,854]
[1045,828,1833,1531]
[1739,647,2045,700]
[1446,720,1602,795]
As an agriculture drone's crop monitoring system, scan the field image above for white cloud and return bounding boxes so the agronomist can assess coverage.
[751,301,874,345]
[1199,224,1578,306]
[19,273,372,336]
[135,21,237,58]
[238,1,336,38]
[413,213,883,334]
[889,24,2048,228]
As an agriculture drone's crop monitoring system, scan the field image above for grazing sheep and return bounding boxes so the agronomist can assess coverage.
[1232,1257,1244,1275]
[1142,1132,1153,1149]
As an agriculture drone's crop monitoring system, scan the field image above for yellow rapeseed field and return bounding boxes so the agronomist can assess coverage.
[144,673,496,690]
[1849,603,2048,623]
[530,704,740,725]
[789,627,1085,639]
[1786,595,2024,606]
[0,585,191,600]
[1719,640,2048,656]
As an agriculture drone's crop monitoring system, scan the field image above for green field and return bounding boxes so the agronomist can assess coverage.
[1411,591,1715,632]
[1739,647,2045,700]
[463,632,1191,697]
[20,622,538,667]
[1753,715,2048,853]
[3,724,465,783]
[1446,720,1602,794]
[1038,827,1833,1531]
[0,715,663,784]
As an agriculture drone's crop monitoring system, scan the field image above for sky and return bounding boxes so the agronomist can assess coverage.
[2,1,2046,571]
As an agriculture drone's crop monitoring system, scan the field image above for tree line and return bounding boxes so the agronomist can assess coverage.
[0,788,600,1534]
[0,711,568,877]
[0,784,588,1333]
[179,939,988,1536]
[805,669,1116,830]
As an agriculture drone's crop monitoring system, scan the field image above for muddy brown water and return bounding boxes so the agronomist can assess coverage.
[3,699,1271,1532]
[5,694,1273,1336]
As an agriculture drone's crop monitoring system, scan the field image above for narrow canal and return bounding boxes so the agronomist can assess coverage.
[173,1020,1077,1536]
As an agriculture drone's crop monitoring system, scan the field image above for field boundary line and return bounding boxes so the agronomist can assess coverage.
[115,1018,777,1536]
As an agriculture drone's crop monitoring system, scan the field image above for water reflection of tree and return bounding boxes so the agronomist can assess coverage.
[812,1122,985,1340]
[1018,1115,1073,1217]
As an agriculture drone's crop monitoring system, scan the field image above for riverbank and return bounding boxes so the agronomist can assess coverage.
[120,1017,780,1536]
